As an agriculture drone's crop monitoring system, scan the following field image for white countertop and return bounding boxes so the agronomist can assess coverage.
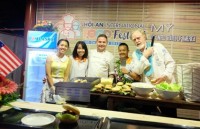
[1,101,200,127]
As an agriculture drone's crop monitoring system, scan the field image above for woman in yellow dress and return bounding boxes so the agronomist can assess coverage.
[41,39,71,103]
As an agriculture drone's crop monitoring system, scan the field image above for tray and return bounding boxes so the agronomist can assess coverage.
[101,117,200,129]
[54,77,100,102]
[0,108,103,129]
[54,82,91,102]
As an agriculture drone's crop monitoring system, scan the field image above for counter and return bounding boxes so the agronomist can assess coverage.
[91,92,200,110]
[1,101,200,128]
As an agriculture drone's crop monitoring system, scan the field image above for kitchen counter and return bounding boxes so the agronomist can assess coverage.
[1,101,200,127]
[91,92,200,110]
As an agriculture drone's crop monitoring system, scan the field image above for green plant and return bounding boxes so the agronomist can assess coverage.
[115,59,133,83]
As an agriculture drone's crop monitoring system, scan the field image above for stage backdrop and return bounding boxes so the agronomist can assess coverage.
[36,0,200,64]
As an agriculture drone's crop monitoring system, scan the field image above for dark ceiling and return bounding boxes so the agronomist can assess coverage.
[0,0,26,37]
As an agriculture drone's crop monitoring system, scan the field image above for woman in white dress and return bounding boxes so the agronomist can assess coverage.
[70,41,89,80]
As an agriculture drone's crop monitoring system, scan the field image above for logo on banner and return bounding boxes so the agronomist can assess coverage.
[27,31,58,49]
[55,14,81,39]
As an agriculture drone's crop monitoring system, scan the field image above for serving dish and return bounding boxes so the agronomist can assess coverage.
[131,82,154,96]
[155,88,180,100]
[21,113,55,127]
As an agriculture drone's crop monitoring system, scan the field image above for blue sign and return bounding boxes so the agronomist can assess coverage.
[27,31,58,49]
[84,40,121,46]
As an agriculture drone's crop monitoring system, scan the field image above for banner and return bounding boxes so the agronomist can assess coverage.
[27,31,58,49]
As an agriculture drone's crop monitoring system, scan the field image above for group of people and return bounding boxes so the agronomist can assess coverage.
[41,34,116,103]
[41,28,176,114]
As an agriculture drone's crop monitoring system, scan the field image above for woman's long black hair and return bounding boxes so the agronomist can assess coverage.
[72,41,88,59]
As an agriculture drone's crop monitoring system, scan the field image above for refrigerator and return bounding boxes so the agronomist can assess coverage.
[23,31,58,102]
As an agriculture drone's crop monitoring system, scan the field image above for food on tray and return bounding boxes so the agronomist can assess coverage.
[101,78,113,85]
[56,104,80,124]
[111,86,122,92]
[105,84,112,89]
[122,87,131,92]
[90,82,135,96]
[90,83,104,92]
[125,83,132,86]
[122,85,130,89]
[104,84,113,93]
[116,82,123,86]
[74,79,87,83]
[119,84,133,95]
[94,84,104,88]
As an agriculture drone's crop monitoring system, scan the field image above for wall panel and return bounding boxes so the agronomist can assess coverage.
[36,0,200,64]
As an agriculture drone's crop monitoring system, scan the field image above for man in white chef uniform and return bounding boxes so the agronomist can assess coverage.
[130,28,176,117]
[130,28,175,84]
[87,34,114,78]
[87,34,114,109]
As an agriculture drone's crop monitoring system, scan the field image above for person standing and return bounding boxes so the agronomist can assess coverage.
[41,39,71,103]
[87,34,114,78]
[115,42,141,83]
[130,28,176,117]
[87,34,114,109]
[70,41,89,80]
[42,41,88,81]
[130,28,175,84]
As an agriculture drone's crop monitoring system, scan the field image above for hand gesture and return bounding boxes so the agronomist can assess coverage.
[50,85,55,94]
[121,67,129,74]
[151,76,167,85]
[143,47,154,58]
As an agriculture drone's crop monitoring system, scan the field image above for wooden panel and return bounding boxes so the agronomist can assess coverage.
[36,0,200,65]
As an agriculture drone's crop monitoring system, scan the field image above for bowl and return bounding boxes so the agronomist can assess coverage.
[131,82,154,96]
[155,88,180,100]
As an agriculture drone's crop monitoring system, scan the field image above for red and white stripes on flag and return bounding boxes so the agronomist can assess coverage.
[0,41,23,77]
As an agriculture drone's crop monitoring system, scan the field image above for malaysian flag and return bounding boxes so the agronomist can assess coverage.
[0,41,23,77]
